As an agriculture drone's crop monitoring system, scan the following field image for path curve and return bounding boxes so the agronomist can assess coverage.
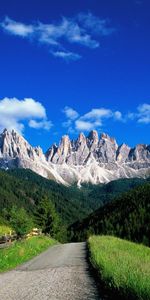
[0,242,101,300]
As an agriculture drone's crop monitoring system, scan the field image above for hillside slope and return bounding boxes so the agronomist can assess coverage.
[70,181,150,245]
[7,169,148,219]
[0,169,148,227]
[0,169,88,225]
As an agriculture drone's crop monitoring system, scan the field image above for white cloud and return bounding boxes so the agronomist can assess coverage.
[29,119,52,130]
[0,97,52,133]
[63,106,123,132]
[65,20,99,49]
[52,51,81,61]
[63,106,79,120]
[80,108,112,121]
[0,13,115,61]
[126,112,136,121]
[75,108,122,131]
[126,103,150,124]
[1,16,34,37]
[137,103,150,124]
[77,12,115,36]
[114,111,123,120]
[75,120,94,131]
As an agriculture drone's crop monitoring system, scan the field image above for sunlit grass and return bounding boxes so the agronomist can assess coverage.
[0,236,57,272]
[88,235,150,300]
[0,225,12,235]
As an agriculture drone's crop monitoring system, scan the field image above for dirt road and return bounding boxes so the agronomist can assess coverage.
[0,242,101,300]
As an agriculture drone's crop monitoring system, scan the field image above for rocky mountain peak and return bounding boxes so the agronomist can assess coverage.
[48,135,72,164]
[59,135,71,154]
[0,129,31,158]
[87,130,98,142]
[34,146,45,160]
[77,132,86,143]
[129,143,150,162]
[0,128,149,186]
[117,143,131,163]
[100,132,110,139]
[60,135,70,145]
[100,132,116,144]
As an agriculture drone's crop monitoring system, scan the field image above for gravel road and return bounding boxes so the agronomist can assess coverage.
[0,242,101,300]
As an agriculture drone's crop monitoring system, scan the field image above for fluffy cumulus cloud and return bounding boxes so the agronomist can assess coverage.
[62,103,150,132]
[0,13,115,61]
[0,97,52,133]
[75,108,123,131]
[63,106,123,132]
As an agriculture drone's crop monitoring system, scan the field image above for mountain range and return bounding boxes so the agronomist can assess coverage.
[0,128,150,185]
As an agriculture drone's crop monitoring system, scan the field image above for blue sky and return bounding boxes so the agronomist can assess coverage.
[0,0,150,150]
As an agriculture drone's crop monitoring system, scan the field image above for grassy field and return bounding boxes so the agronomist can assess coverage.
[0,236,57,272]
[88,235,150,300]
[0,225,12,235]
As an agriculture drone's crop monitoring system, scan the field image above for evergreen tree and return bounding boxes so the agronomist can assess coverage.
[34,197,62,238]
[10,206,33,237]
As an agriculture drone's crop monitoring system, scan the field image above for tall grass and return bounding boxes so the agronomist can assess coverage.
[0,236,57,272]
[0,225,12,235]
[88,235,150,300]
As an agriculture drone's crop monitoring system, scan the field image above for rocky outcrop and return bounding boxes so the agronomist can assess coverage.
[117,144,131,163]
[0,129,150,185]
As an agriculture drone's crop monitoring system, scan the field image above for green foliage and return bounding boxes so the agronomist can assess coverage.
[0,169,91,225]
[0,236,57,272]
[0,168,149,242]
[35,197,56,233]
[10,206,33,237]
[88,236,150,300]
[7,169,148,224]
[70,183,150,245]
[34,197,66,241]
[0,224,12,235]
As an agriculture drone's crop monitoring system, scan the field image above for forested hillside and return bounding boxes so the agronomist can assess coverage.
[8,168,147,220]
[0,168,149,242]
[69,182,150,246]
[0,169,88,225]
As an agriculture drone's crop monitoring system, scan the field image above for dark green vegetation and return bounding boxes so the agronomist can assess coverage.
[0,168,149,242]
[2,168,147,222]
[70,181,150,246]
[0,169,89,226]
[89,236,150,300]
[0,236,57,272]
[8,206,34,237]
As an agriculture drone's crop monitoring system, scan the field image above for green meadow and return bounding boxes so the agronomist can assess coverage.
[0,236,57,272]
[88,235,150,300]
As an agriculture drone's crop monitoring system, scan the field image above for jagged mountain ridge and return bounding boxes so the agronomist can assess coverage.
[0,128,150,185]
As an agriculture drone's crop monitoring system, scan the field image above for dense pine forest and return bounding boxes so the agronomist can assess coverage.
[0,168,149,243]
[69,181,150,246]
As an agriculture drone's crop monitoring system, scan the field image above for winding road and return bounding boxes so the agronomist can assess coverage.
[0,242,101,300]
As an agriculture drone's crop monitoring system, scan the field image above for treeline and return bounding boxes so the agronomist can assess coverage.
[0,169,88,227]
[69,183,150,246]
[7,168,147,221]
[0,168,149,243]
